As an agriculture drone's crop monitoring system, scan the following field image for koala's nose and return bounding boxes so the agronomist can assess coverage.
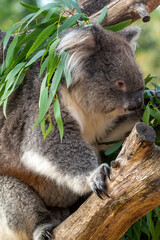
[128,90,144,111]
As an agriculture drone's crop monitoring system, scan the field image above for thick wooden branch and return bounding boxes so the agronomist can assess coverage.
[78,0,160,26]
[52,123,160,240]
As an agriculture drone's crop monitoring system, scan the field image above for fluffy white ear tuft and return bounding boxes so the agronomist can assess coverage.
[57,28,95,53]
[56,28,95,75]
[118,26,141,52]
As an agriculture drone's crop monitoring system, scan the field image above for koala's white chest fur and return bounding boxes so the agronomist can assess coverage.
[62,87,122,144]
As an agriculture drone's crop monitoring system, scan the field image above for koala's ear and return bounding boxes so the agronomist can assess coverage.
[118,26,141,51]
[57,28,95,53]
[56,28,95,74]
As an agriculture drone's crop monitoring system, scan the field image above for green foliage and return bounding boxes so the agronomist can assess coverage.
[121,207,160,240]
[143,75,160,145]
[0,0,90,140]
[105,20,132,32]
[0,2,132,140]
[104,141,123,156]
[97,6,107,24]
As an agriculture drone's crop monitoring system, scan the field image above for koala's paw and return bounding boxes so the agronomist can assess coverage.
[33,223,59,240]
[89,163,111,199]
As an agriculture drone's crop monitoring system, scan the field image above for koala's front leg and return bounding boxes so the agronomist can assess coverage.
[55,135,111,198]
[21,128,110,199]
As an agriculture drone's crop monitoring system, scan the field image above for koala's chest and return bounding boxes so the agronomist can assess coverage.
[82,111,119,144]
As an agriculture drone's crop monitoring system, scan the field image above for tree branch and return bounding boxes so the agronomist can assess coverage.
[53,123,160,240]
[78,0,160,26]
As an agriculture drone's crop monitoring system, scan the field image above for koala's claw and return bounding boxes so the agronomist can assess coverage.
[42,230,52,239]
[94,188,103,199]
[104,166,111,180]
[89,163,111,199]
[101,188,110,198]
[40,229,53,240]
[94,184,110,199]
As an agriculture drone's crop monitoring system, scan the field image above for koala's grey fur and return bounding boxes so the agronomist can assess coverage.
[0,24,144,240]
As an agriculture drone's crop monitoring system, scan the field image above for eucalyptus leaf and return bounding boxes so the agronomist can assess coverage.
[40,57,49,76]
[34,87,49,128]
[97,6,107,24]
[141,224,150,237]
[71,0,82,13]
[48,61,64,106]
[65,0,73,10]
[45,9,59,21]
[150,109,160,123]
[64,67,71,88]
[34,17,65,28]
[1,71,25,107]
[26,25,57,58]
[24,3,62,28]
[145,75,154,85]
[105,141,122,156]
[44,118,53,139]
[60,13,84,32]
[144,90,153,98]
[41,116,53,139]
[143,105,150,124]
[106,20,132,32]
[40,117,45,136]
[40,74,48,97]
[53,96,64,142]
[155,219,160,240]
[5,62,26,83]
[12,40,35,67]
[5,35,19,67]
[26,50,46,67]
[19,2,40,13]
[3,23,22,52]
[3,99,8,118]
[61,52,71,87]
[146,212,155,239]
[47,39,60,83]
[2,13,34,52]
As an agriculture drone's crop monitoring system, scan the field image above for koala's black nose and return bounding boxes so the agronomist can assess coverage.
[128,90,144,111]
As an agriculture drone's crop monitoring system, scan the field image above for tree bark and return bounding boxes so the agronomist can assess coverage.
[78,0,160,26]
[52,122,160,240]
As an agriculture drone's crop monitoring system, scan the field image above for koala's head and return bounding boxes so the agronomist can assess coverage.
[57,24,144,114]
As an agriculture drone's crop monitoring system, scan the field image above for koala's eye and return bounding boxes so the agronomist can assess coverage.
[115,80,126,91]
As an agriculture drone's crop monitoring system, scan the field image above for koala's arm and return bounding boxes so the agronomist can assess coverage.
[21,118,110,198]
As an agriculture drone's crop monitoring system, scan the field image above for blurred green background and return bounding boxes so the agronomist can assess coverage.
[134,10,160,78]
[0,0,160,78]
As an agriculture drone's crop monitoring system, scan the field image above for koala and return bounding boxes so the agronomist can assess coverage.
[0,24,144,240]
